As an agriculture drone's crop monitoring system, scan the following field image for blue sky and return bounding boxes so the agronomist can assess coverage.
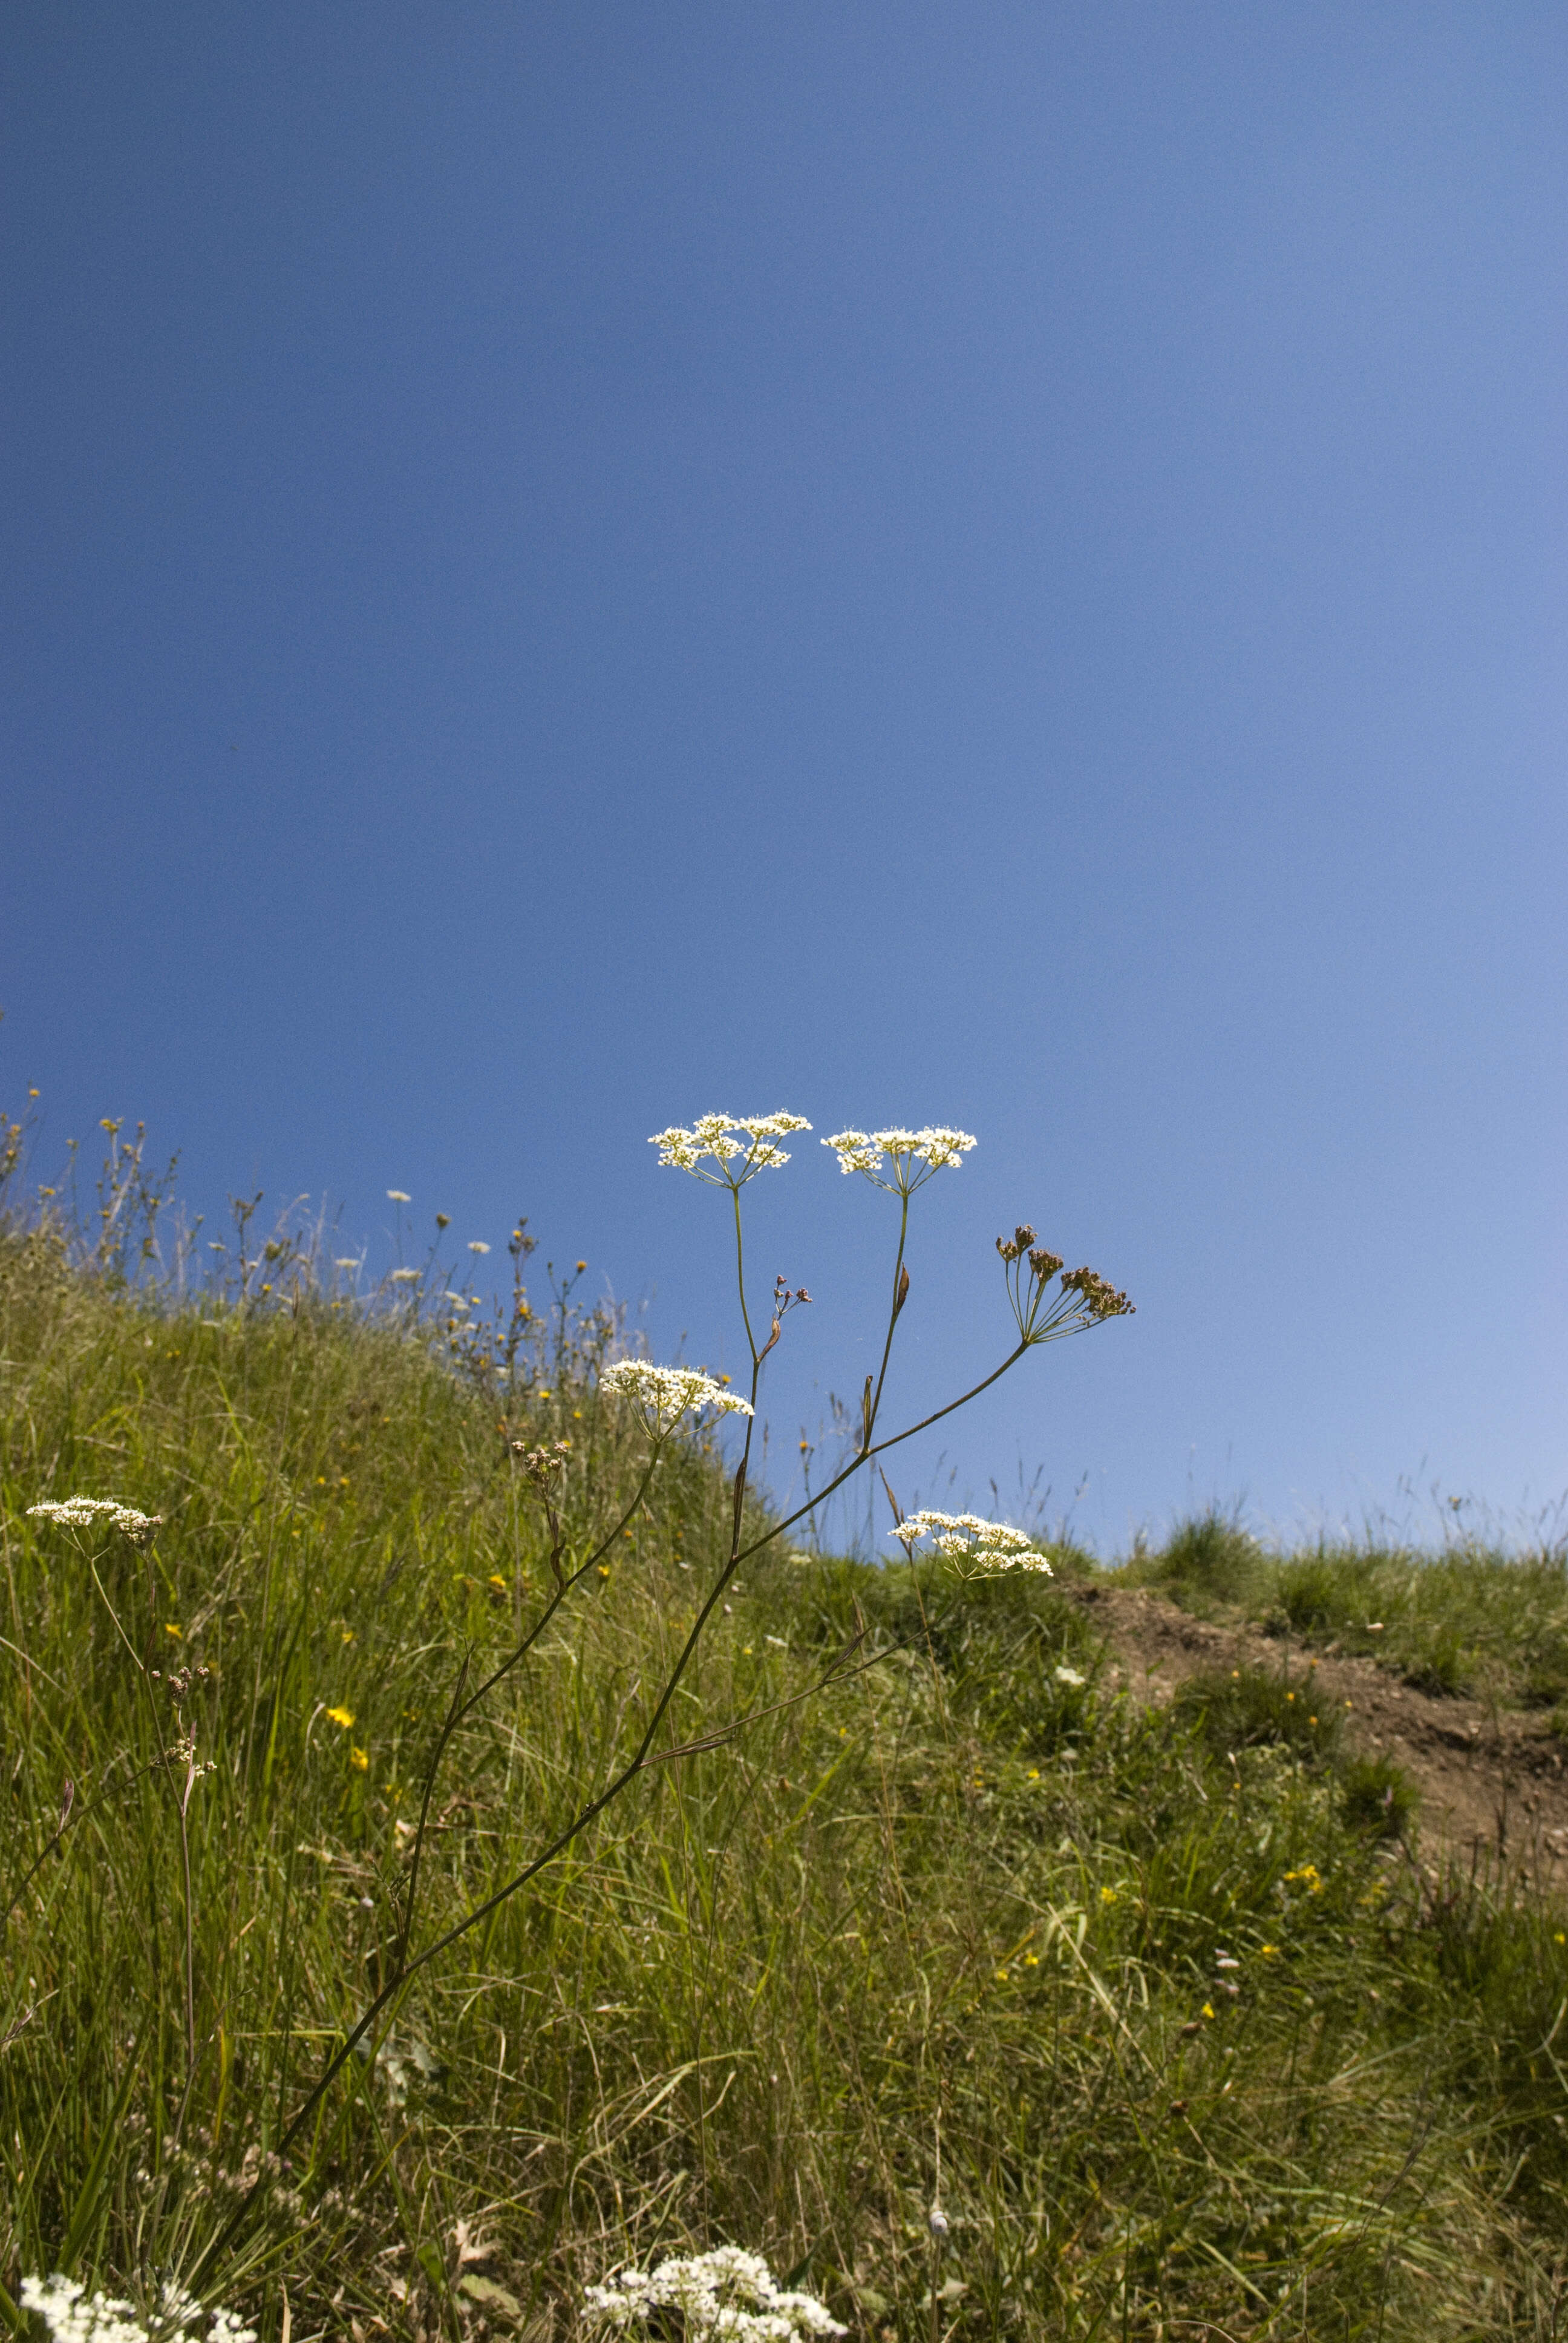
[4,4,1565,1553]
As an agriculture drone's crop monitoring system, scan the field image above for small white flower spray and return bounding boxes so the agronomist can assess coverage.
[584,2246,844,2343]
[19,2275,255,2343]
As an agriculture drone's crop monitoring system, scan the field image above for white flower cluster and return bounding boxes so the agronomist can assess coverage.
[27,1497,162,1547]
[649,1113,811,1185]
[822,1127,976,1192]
[585,2247,845,2343]
[19,2276,255,2343]
[598,1362,754,1440]
[890,1511,1053,1579]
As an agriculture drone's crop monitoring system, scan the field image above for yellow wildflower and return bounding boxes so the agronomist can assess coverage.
[350,1747,369,1772]
[326,1705,354,1729]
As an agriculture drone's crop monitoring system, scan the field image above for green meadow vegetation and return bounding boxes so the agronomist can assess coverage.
[1122,1509,1568,1716]
[4,1108,1568,2341]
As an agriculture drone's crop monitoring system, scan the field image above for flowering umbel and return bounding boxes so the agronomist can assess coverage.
[822,1126,976,1193]
[995,1224,1134,1344]
[889,1510,1053,1580]
[650,1113,811,1185]
[19,2276,255,2343]
[27,1496,162,1548]
[585,2247,845,2343]
[598,1361,753,1441]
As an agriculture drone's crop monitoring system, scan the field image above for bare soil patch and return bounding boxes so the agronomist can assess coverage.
[1070,1581,1568,1892]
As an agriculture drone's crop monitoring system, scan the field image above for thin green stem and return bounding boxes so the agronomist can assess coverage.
[394,1450,662,1978]
[731,1181,759,1368]
[864,1191,910,1449]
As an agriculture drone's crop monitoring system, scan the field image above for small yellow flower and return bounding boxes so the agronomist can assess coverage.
[1285,1691,1295,1702]
[327,1705,354,1729]
[1100,1886,1117,1906]
[1556,1933,1565,1947]
[488,1574,508,1590]
[598,1565,610,1579]
[350,1746,368,1771]
[1024,1953,1039,1967]
[1201,2002,1215,2019]
[1260,1944,1279,1958]
[1027,1768,1040,1780]
[994,1968,1009,1982]
[165,1622,182,1639]
[341,1628,355,1643]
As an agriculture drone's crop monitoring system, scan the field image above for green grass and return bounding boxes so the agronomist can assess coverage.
[1122,1506,1568,1707]
[5,1237,1568,2341]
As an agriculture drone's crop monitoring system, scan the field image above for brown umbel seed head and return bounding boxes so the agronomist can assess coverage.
[1062,1267,1135,1319]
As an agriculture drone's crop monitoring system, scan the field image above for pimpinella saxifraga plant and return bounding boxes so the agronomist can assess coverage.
[27,1105,1132,2300]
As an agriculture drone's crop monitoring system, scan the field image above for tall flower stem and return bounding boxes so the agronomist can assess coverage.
[863,1190,910,1450]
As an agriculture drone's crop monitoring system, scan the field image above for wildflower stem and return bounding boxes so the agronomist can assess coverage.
[731,1181,759,1369]
[88,1543,200,2072]
[863,1190,910,1450]
[393,1451,663,1978]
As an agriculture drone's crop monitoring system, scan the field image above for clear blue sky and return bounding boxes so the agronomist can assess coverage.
[4,5,1565,1553]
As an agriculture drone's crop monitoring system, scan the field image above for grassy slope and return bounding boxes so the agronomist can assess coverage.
[1116,1509,1568,1711]
[3,1239,1568,2341]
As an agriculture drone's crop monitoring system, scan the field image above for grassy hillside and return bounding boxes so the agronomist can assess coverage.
[1117,1508,1568,1712]
[4,1226,1568,2341]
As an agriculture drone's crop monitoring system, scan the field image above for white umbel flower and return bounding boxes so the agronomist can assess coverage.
[27,1497,162,1548]
[889,1510,1052,1580]
[585,2246,845,2343]
[650,1113,811,1185]
[598,1362,753,1441]
[822,1126,976,1193]
[19,2275,256,2343]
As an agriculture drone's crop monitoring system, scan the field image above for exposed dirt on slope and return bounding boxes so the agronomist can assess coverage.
[1068,1582,1568,1892]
